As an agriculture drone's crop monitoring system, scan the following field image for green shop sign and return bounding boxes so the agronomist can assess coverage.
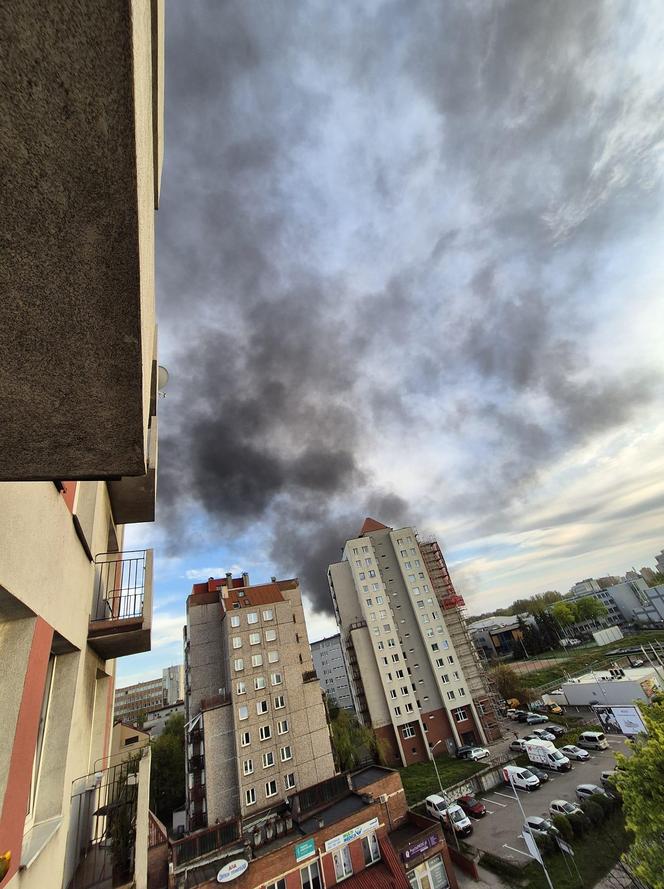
[294,838,316,863]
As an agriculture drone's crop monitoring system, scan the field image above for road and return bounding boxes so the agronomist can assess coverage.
[464,726,628,865]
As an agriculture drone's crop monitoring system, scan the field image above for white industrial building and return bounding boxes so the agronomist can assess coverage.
[552,667,662,707]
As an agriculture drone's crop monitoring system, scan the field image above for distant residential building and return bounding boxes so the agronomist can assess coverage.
[311,634,355,711]
[163,663,185,703]
[607,579,664,626]
[115,664,184,726]
[467,613,536,659]
[640,567,657,584]
[328,519,500,769]
[144,701,185,738]
[656,549,664,576]
[597,575,624,590]
[569,578,602,596]
[184,573,335,832]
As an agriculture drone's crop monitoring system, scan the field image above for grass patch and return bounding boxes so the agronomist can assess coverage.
[398,755,485,806]
[521,811,631,889]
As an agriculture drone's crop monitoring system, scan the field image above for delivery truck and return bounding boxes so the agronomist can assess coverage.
[524,739,571,772]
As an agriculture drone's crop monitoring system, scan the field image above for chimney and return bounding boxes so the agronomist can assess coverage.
[271,576,277,583]
[242,572,250,586]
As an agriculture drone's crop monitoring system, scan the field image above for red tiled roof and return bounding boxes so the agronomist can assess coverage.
[343,839,410,889]
[360,517,391,535]
[188,576,299,613]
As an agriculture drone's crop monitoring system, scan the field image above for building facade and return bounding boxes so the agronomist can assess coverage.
[163,663,185,704]
[328,519,500,768]
[311,635,355,711]
[0,3,164,886]
[114,664,184,726]
[184,574,336,832]
[467,614,536,659]
[144,702,186,739]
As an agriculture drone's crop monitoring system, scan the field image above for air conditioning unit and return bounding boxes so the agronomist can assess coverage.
[379,794,388,804]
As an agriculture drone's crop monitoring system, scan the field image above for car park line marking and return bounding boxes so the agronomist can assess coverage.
[502,844,532,859]
[493,792,517,801]
[482,796,507,806]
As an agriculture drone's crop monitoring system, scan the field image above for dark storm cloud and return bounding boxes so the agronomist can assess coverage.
[155,0,664,614]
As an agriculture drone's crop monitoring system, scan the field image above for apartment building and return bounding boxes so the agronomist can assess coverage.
[328,519,500,768]
[311,635,355,711]
[0,3,164,887]
[115,664,184,726]
[184,574,336,832]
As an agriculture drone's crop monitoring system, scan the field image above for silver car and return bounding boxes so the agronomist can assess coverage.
[576,784,608,802]
[561,744,590,761]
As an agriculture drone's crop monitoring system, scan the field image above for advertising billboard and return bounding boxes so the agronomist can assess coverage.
[594,704,647,736]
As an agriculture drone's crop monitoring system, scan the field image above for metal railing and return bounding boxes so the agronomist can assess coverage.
[65,757,141,889]
[172,818,239,867]
[91,550,147,623]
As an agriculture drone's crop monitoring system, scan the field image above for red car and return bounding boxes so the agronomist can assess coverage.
[456,795,487,818]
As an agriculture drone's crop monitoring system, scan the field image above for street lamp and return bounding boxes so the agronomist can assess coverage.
[430,739,444,795]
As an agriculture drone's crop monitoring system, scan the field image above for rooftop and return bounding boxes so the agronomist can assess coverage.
[351,766,395,791]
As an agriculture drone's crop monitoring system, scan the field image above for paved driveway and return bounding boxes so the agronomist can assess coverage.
[463,735,628,864]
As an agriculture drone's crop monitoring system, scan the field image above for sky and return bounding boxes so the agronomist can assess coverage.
[119,0,664,687]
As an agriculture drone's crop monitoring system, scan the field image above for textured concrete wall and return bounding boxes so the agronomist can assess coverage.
[202,705,238,822]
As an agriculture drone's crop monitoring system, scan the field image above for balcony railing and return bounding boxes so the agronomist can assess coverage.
[88,550,153,659]
[64,750,150,889]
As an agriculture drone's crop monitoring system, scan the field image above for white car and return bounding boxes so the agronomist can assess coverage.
[561,744,590,761]
[549,799,582,818]
[524,816,559,838]
[576,784,608,802]
[467,747,490,761]
[532,728,556,742]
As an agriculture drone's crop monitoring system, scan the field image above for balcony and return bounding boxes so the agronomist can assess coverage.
[107,415,158,524]
[88,550,153,659]
[302,670,318,683]
[64,748,151,889]
[188,754,205,771]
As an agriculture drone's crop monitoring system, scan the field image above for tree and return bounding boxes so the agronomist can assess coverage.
[534,611,562,649]
[551,601,577,627]
[646,572,664,587]
[330,709,382,771]
[575,597,608,623]
[488,664,534,705]
[615,698,664,888]
[150,714,186,827]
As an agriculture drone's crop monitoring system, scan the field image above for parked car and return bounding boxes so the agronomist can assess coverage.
[506,708,519,720]
[532,728,556,742]
[600,771,621,797]
[632,659,644,667]
[550,799,582,818]
[561,744,590,761]
[456,795,487,818]
[527,766,549,784]
[524,816,559,838]
[503,765,540,791]
[522,734,538,742]
[469,747,490,761]
[515,711,531,722]
[455,745,474,759]
[526,713,549,725]
[442,804,474,837]
[509,739,526,752]
[576,784,609,802]
[577,731,609,750]
[544,723,566,737]
[546,703,564,715]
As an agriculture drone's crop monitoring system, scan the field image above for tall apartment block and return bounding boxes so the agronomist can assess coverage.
[311,635,355,711]
[0,3,164,887]
[328,519,500,767]
[184,574,336,832]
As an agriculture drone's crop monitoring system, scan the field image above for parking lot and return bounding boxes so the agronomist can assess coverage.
[463,732,629,864]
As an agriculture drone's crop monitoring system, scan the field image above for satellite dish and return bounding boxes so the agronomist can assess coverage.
[157,366,170,392]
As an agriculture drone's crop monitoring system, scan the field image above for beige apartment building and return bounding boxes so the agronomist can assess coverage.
[328,519,500,767]
[184,574,335,832]
[115,664,184,726]
[0,3,164,887]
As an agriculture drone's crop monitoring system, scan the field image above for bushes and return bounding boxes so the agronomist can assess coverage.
[568,812,591,837]
[535,833,557,855]
[551,814,574,842]
[480,852,524,881]
[593,793,615,816]
[581,799,605,826]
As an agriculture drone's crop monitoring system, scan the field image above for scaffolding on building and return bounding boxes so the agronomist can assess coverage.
[418,538,502,742]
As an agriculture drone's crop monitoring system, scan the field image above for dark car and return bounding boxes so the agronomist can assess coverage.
[456,794,487,818]
[516,712,531,722]
[527,766,550,784]
[544,724,566,737]
[455,745,474,760]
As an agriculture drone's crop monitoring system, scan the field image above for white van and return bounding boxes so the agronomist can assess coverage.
[424,795,473,837]
[502,765,540,791]
[578,731,609,750]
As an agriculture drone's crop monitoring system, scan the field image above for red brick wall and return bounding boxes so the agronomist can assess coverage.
[420,708,455,751]
[375,724,401,767]
[400,723,429,766]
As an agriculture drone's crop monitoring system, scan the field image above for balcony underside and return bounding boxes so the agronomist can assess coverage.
[88,618,151,659]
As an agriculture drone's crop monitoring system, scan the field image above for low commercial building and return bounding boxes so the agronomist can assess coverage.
[115,664,185,726]
[557,667,662,707]
[311,634,355,711]
[467,614,535,659]
[144,701,185,738]
[169,766,458,889]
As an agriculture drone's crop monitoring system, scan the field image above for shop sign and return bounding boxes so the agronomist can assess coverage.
[217,859,248,883]
[401,833,439,862]
[324,817,379,852]
[295,838,316,862]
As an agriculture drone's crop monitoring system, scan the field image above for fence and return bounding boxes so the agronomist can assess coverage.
[171,818,240,868]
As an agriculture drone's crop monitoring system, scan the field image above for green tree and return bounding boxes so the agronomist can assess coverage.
[488,664,534,705]
[615,698,664,888]
[330,709,382,771]
[575,597,608,622]
[551,601,577,627]
[646,572,664,587]
[150,714,186,826]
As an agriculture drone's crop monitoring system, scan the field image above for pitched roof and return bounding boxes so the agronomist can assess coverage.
[359,517,391,535]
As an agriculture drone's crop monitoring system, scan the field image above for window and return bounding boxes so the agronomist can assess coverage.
[405,702,414,713]
[412,587,420,595]
[265,779,278,798]
[268,882,286,889]
[247,612,258,624]
[274,694,285,709]
[447,655,454,664]
[359,572,366,580]
[362,833,381,865]
[231,615,241,627]
[402,725,415,738]
[394,706,402,716]
[238,705,249,720]
[454,708,468,722]
[377,641,384,650]
[257,700,269,714]
[243,758,254,775]
[280,745,292,761]
[379,610,386,619]
[245,787,256,806]
[426,629,434,638]
[387,638,396,647]
[372,583,380,591]
[259,725,271,741]
[234,658,244,672]
[356,559,362,567]
[278,719,289,734]
[249,632,261,645]
[431,643,439,652]
[369,570,376,578]
[301,861,322,889]
[416,600,424,609]
[262,751,275,768]
[376,595,384,604]
[232,637,242,649]
[446,690,456,701]
[400,548,407,556]
[391,653,399,662]
[390,689,397,699]
[381,657,388,665]
[441,673,449,683]
[268,651,279,663]
[396,669,404,678]
[400,685,409,696]
[362,545,369,553]
[421,614,430,624]
[452,671,459,680]
[265,629,277,642]
[271,672,282,686]
[365,598,373,606]
[333,845,353,881]
[237,680,246,694]
[241,731,251,747]
[254,676,266,690]
[407,855,448,889]
[27,654,55,818]
[458,687,465,696]
[353,547,359,555]
[405,561,412,569]
[365,558,372,566]
[251,653,263,667]
[372,626,380,636]
[263,609,274,621]
[408,574,416,582]
[383,624,391,632]
[284,773,296,790]
[423,584,430,593]
[369,612,376,621]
